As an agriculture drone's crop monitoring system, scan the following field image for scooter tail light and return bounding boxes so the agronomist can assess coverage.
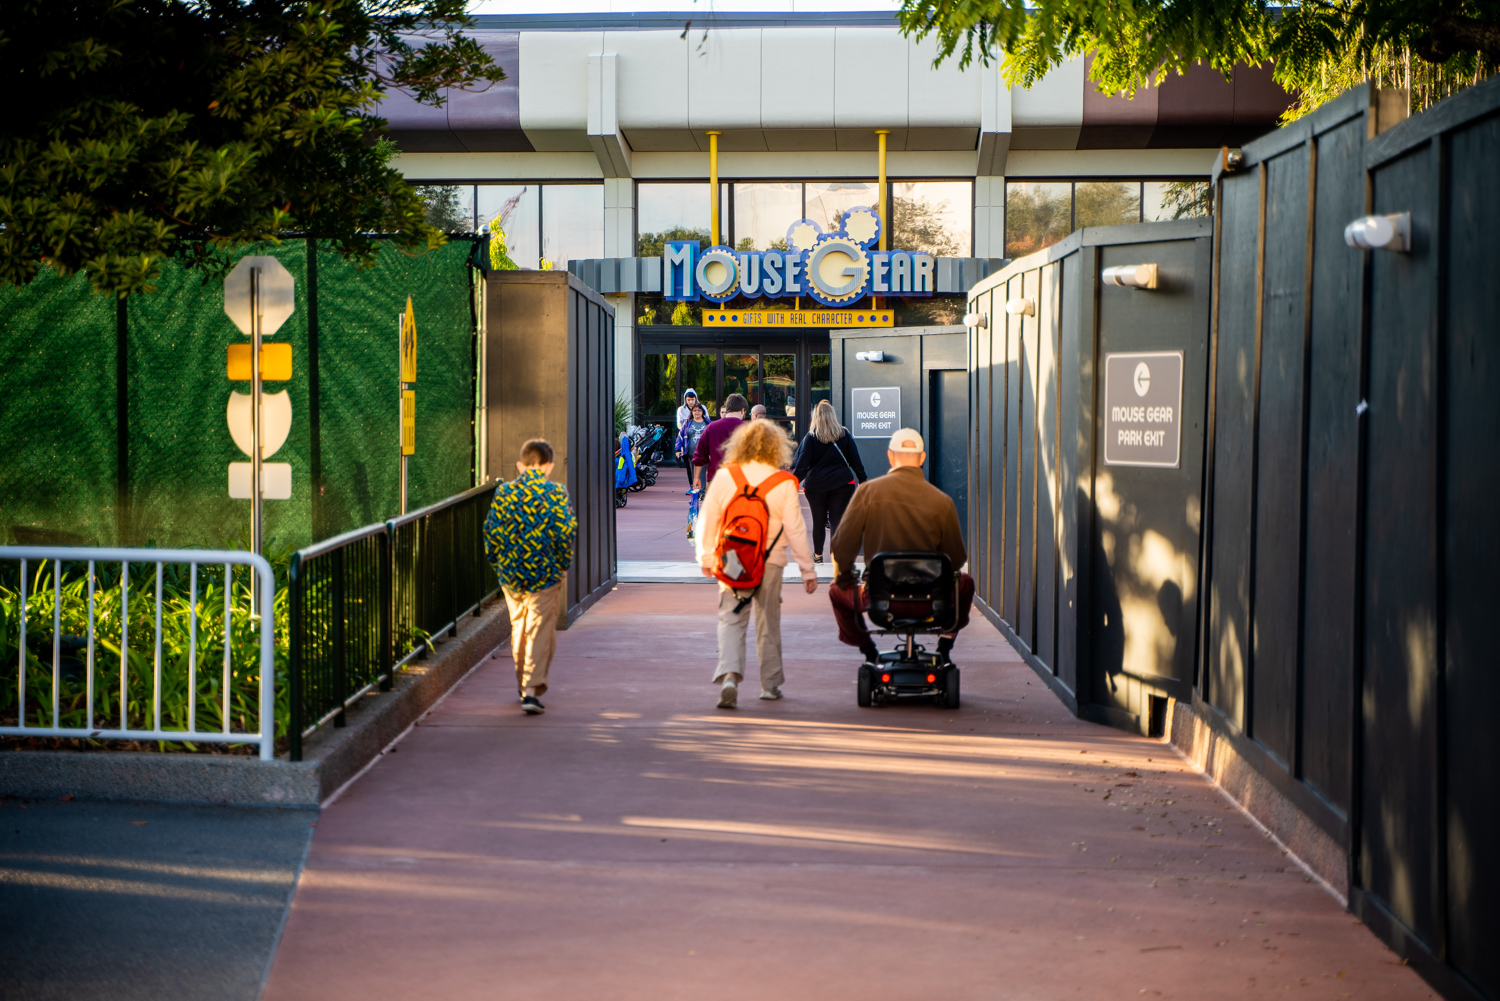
[880,673,891,684]
[926,673,937,683]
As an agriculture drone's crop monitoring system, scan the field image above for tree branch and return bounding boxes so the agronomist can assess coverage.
[1416,14,1500,63]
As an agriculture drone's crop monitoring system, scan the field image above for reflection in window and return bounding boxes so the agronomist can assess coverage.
[892,181,971,257]
[478,184,539,268]
[806,182,878,233]
[682,353,718,416]
[642,354,678,421]
[810,354,831,412]
[543,185,604,271]
[1144,180,1212,221]
[733,183,801,251]
[637,183,727,255]
[763,354,796,419]
[1005,182,1073,259]
[724,354,759,407]
[416,185,472,232]
[1074,181,1141,229]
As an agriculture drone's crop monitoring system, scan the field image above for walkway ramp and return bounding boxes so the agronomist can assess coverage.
[263,580,1429,1001]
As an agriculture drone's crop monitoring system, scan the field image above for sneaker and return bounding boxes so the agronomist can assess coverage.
[860,647,880,668]
[717,678,738,709]
[813,554,823,564]
[521,696,545,714]
[760,687,783,700]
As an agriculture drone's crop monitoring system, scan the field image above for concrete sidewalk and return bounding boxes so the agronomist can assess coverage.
[263,581,1432,1001]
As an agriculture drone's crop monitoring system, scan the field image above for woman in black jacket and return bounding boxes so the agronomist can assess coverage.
[791,400,868,564]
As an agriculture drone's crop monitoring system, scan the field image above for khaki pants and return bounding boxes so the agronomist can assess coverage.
[714,563,785,692]
[503,581,564,696]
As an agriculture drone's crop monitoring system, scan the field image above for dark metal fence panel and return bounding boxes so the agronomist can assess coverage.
[1205,77,1500,1000]
[967,220,1213,730]
[288,524,390,761]
[389,481,499,669]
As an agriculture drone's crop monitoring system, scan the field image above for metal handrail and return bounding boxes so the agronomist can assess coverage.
[292,521,388,563]
[0,547,277,761]
[386,479,498,530]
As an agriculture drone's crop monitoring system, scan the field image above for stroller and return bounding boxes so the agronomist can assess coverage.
[855,551,961,709]
[614,433,637,508]
[626,424,665,491]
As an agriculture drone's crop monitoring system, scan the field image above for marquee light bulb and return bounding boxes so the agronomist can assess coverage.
[1004,297,1035,317]
[962,311,987,329]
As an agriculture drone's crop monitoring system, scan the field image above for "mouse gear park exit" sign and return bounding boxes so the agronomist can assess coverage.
[1103,351,1183,468]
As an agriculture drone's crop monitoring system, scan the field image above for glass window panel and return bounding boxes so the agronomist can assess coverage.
[1004,182,1072,259]
[810,353,831,410]
[542,184,604,270]
[477,184,539,269]
[724,353,759,407]
[642,353,677,422]
[638,183,711,256]
[1074,180,1141,228]
[1143,180,1212,221]
[732,183,802,251]
[681,352,717,417]
[762,354,796,420]
[415,184,474,232]
[806,181,878,233]
[891,181,972,257]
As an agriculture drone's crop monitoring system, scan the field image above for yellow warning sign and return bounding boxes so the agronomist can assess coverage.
[400,296,417,383]
[401,390,416,455]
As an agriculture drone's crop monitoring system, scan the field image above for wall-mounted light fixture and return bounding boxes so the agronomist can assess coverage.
[962,312,987,329]
[854,350,887,362]
[1344,212,1410,252]
[1004,297,1035,317]
[1101,263,1159,289]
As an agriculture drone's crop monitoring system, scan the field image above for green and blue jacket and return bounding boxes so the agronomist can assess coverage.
[483,469,577,593]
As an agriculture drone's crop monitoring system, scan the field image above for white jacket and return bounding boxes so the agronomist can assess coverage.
[695,460,816,583]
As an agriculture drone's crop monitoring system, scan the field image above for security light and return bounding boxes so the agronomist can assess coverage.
[855,350,887,362]
[1343,213,1410,252]
[1004,297,1035,317]
[1101,263,1159,289]
[962,312,988,329]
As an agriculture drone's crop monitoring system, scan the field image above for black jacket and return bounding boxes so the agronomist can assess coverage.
[792,429,868,494]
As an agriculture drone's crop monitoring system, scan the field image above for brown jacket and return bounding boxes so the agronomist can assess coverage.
[830,465,966,587]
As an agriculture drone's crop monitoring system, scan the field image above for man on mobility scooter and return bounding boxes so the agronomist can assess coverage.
[828,429,975,707]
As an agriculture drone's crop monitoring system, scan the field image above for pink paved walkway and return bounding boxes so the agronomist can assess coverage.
[264,578,1432,1000]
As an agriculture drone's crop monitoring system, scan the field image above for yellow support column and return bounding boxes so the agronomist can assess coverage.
[875,129,889,311]
[707,131,722,246]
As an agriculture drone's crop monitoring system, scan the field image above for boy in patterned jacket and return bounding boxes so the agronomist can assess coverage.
[483,439,577,714]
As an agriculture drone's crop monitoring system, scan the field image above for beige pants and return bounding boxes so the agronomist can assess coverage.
[714,563,785,692]
[503,581,564,696]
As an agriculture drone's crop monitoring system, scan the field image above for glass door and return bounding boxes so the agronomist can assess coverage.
[723,353,759,410]
[681,351,719,418]
[763,353,796,437]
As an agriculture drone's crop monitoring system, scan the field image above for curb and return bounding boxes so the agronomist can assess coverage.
[0,599,510,808]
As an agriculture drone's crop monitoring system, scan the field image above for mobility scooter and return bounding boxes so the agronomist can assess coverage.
[856,551,961,709]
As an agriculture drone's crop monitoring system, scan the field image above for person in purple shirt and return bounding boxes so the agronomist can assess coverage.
[692,393,748,491]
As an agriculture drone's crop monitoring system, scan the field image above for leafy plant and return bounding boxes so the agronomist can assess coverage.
[0,0,499,296]
[614,394,634,437]
[897,0,1499,123]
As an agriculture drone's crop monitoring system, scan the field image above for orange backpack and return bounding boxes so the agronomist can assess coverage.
[712,464,797,607]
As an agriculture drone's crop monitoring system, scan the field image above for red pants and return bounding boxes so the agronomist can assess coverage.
[828,573,976,649]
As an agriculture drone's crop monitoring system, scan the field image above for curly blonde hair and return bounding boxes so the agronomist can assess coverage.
[723,418,794,469]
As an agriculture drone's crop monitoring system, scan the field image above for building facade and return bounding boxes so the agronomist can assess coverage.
[382,10,1290,433]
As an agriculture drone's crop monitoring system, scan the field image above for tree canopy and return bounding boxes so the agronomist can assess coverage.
[0,0,499,295]
[897,0,1499,120]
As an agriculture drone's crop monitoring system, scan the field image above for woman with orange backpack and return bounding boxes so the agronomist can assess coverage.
[696,419,818,709]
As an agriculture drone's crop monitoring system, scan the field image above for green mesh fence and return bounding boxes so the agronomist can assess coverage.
[0,239,479,552]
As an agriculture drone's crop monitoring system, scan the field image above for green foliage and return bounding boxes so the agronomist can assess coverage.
[670,301,696,325]
[487,216,519,270]
[0,558,291,752]
[614,393,634,437]
[637,227,711,258]
[891,195,961,257]
[0,0,499,297]
[897,0,1498,121]
[418,184,470,233]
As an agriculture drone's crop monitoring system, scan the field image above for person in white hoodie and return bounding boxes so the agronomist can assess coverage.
[696,418,818,708]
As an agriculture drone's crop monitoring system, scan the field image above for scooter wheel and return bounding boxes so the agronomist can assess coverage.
[942,667,960,709]
[857,665,874,707]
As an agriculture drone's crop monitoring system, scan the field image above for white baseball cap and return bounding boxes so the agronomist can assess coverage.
[888,428,925,453]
